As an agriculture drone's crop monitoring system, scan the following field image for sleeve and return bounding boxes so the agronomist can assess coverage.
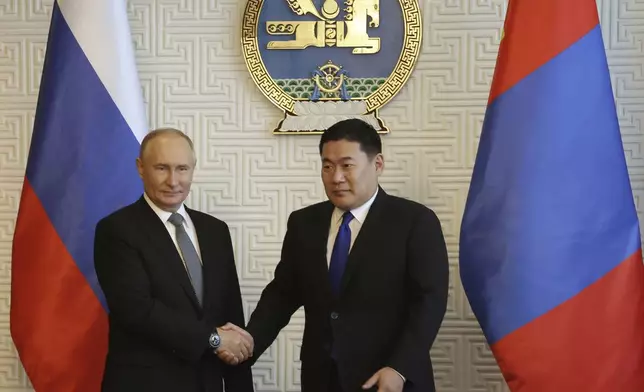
[245,212,304,363]
[387,207,449,384]
[219,223,255,391]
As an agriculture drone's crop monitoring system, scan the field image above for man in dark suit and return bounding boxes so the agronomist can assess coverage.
[94,128,254,392]
[222,119,449,392]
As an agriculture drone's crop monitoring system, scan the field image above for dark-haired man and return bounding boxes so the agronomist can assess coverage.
[223,119,449,392]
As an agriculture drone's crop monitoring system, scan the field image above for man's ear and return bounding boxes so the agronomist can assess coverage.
[136,157,144,179]
[374,153,384,174]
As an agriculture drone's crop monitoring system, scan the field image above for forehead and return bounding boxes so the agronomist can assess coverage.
[321,139,366,160]
[143,135,194,162]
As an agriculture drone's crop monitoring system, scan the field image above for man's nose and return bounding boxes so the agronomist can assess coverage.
[166,171,179,186]
[332,168,345,183]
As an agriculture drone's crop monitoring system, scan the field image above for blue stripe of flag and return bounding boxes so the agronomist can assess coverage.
[460,25,641,344]
[26,2,143,310]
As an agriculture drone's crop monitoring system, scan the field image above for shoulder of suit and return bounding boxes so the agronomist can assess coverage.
[97,198,141,226]
[286,194,435,219]
[288,200,332,219]
[185,206,230,230]
[380,193,438,219]
[385,194,425,209]
[93,200,146,241]
[97,198,227,228]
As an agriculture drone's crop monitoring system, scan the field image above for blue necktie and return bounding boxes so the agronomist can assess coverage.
[329,211,354,296]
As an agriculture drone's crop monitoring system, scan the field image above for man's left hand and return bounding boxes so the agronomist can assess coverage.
[362,367,404,392]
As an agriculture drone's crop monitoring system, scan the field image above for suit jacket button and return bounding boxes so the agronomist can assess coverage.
[330,311,339,320]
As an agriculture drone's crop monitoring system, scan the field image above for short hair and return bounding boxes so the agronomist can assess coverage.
[318,119,382,158]
[139,127,195,160]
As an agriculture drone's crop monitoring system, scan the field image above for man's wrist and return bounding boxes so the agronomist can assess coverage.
[391,367,405,383]
[209,329,221,351]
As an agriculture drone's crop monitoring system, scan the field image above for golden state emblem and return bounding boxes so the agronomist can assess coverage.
[242,0,422,134]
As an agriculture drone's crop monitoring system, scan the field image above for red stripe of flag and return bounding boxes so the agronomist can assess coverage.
[493,250,644,391]
[489,0,599,103]
[11,181,107,390]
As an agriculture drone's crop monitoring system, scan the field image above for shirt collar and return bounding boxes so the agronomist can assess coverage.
[143,192,190,227]
[332,187,379,225]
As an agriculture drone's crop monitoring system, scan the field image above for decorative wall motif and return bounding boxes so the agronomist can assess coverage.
[0,0,641,391]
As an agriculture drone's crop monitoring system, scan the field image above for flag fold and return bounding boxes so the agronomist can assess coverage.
[10,0,147,390]
[460,0,644,390]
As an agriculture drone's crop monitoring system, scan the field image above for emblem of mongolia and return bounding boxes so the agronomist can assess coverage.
[242,0,422,134]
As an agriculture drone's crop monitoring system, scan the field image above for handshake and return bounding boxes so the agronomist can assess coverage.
[214,323,254,365]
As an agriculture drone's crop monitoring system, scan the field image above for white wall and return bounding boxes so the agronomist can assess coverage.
[0,0,642,391]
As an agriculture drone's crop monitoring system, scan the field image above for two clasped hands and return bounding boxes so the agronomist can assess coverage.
[214,323,253,365]
[213,324,403,391]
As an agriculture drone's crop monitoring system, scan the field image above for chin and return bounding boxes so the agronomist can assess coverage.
[159,197,182,208]
[331,198,353,210]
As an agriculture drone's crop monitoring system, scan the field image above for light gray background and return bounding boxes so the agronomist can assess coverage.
[1,0,642,390]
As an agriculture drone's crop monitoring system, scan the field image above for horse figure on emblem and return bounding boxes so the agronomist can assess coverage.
[266,0,381,55]
[339,0,380,54]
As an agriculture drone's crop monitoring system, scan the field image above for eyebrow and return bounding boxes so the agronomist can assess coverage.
[152,163,192,168]
[323,157,354,163]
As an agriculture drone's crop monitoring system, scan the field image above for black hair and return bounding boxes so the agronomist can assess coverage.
[318,119,382,158]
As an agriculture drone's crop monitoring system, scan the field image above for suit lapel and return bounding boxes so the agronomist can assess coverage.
[312,202,335,296]
[135,198,202,312]
[339,188,387,295]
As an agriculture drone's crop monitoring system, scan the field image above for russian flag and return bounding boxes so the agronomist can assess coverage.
[459,0,644,390]
[10,0,147,390]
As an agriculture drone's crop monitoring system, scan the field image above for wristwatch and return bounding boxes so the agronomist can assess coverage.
[209,330,221,351]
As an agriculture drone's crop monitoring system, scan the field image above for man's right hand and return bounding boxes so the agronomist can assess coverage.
[215,323,254,365]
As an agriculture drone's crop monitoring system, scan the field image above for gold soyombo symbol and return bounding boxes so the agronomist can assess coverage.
[266,0,380,54]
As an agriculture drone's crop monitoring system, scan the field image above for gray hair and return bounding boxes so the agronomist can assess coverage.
[139,127,195,160]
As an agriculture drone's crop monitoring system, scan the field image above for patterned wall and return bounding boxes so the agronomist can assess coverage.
[1,0,642,391]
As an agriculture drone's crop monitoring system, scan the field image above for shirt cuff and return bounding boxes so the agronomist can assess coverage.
[392,368,406,382]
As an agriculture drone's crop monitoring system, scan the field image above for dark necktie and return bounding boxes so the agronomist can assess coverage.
[329,211,354,296]
[168,212,203,304]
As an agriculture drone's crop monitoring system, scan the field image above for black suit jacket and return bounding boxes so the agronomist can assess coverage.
[94,196,254,392]
[246,188,449,392]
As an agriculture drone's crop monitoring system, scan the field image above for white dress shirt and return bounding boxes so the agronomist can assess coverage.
[326,188,378,266]
[144,193,202,268]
